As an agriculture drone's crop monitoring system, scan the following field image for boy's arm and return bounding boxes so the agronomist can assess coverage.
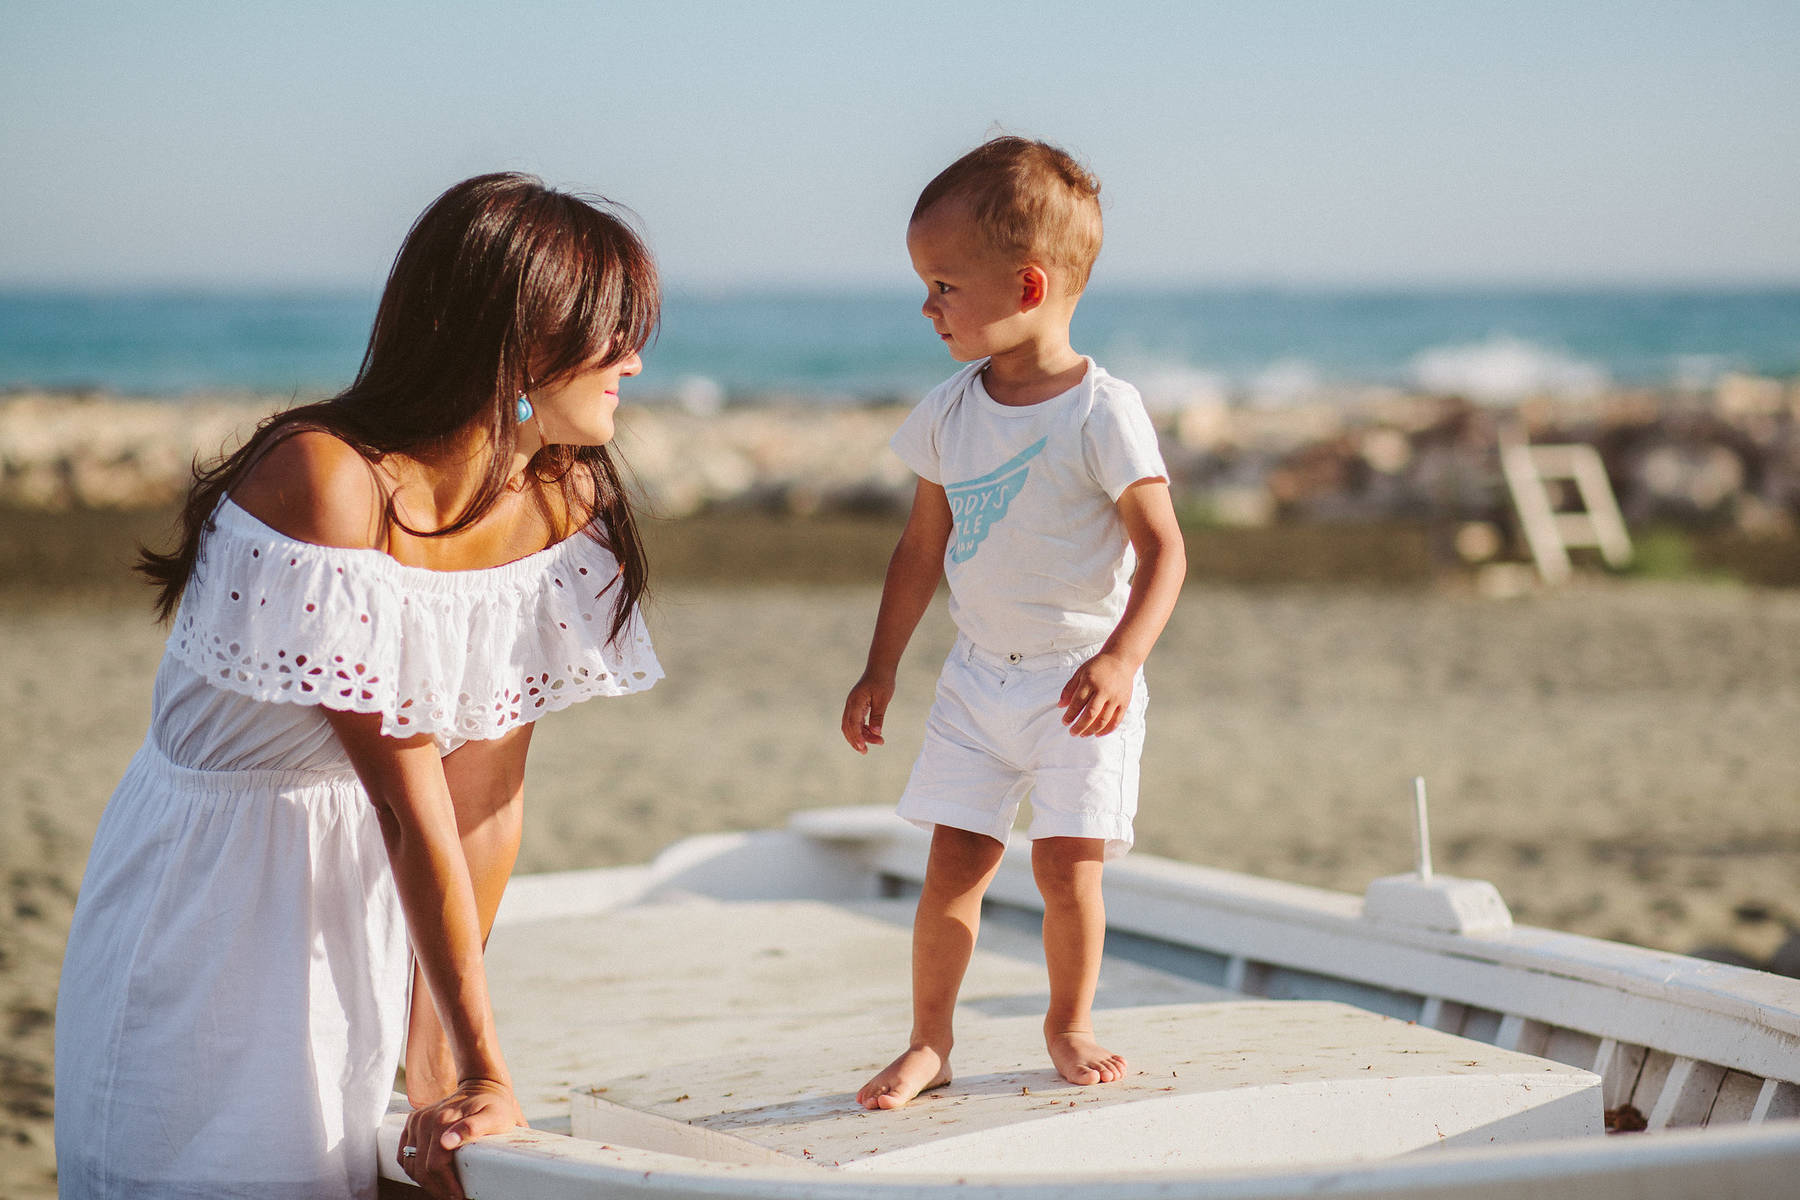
[843,478,953,753]
[1061,478,1186,737]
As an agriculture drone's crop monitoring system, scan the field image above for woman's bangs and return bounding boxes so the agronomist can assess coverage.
[588,217,660,364]
[533,216,659,382]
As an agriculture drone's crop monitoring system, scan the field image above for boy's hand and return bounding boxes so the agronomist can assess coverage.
[1060,652,1136,737]
[842,672,896,754]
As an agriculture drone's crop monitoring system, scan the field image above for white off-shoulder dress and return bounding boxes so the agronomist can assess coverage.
[55,498,661,1200]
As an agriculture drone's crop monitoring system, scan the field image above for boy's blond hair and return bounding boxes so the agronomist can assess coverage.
[912,136,1103,293]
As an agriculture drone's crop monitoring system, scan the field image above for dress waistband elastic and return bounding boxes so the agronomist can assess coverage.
[137,738,363,794]
[954,634,1104,671]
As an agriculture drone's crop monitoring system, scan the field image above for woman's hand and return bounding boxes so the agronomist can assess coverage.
[398,1077,525,1200]
[403,1024,457,1108]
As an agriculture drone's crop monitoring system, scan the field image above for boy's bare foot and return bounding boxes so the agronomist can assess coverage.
[858,1045,952,1110]
[1047,1030,1127,1086]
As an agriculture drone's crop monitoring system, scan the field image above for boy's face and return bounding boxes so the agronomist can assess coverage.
[906,200,1033,363]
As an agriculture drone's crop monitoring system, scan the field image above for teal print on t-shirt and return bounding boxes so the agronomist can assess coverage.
[945,437,1047,563]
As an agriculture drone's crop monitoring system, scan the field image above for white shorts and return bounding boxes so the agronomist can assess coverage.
[897,636,1147,860]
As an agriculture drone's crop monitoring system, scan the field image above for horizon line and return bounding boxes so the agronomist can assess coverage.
[5,277,1800,297]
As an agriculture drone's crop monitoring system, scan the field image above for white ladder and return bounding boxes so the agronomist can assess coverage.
[1499,424,1633,584]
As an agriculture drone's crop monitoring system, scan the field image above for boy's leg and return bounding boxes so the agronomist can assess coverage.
[1033,836,1128,1086]
[859,824,1007,1110]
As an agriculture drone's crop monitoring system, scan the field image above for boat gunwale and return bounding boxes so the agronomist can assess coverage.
[379,1103,1800,1198]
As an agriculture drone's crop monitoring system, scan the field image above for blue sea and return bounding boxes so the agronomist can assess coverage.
[2,286,1796,407]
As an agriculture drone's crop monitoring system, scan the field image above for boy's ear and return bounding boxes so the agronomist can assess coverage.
[1018,265,1049,312]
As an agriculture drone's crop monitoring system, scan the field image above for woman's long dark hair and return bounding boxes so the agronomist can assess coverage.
[139,172,659,642]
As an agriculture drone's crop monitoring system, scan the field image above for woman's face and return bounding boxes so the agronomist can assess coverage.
[527,348,643,447]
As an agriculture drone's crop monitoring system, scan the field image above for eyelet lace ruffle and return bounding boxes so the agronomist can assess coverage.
[167,499,661,741]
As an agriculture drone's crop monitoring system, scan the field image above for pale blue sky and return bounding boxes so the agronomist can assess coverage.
[3,0,1796,289]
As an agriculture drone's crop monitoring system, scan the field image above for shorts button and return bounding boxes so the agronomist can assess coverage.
[1008,652,1021,663]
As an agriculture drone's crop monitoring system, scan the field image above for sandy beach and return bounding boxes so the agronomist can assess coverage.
[5,545,1800,1195]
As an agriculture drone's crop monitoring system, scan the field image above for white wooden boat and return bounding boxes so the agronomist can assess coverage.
[379,807,1800,1198]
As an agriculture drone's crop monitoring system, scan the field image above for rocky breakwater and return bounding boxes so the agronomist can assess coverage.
[0,393,920,519]
[1171,374,1800,555]
[5,377,1799,551]
[0,393,265,510]
[613,404,917,518]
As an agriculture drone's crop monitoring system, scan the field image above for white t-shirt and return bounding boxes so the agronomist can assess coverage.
[890,358,1169,657]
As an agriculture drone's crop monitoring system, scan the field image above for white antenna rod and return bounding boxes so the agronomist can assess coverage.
[1413,776,1434,882]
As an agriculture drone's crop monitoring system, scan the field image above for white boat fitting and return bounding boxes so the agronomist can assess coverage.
[379,806,1800,1199]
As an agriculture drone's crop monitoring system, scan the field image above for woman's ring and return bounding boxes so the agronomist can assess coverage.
[402,1145,418,1158]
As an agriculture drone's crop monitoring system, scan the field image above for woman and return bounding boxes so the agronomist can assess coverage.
[54,173,662,1200]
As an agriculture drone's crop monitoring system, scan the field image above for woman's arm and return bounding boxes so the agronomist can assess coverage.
[324,709,523,1200]
[401,725,534,1106]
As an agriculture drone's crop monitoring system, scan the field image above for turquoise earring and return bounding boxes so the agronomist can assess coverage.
[515,393,534,423]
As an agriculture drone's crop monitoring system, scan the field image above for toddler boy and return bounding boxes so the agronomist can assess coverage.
[841,136,1186,1109]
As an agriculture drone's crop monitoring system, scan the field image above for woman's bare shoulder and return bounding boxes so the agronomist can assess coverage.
[229,430,387,550]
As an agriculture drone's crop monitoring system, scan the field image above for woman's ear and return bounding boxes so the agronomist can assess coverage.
[1018,265,1049,311]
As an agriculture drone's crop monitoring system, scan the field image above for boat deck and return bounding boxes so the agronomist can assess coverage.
[485,894,1598,1173]
[375,815,1800,1198]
